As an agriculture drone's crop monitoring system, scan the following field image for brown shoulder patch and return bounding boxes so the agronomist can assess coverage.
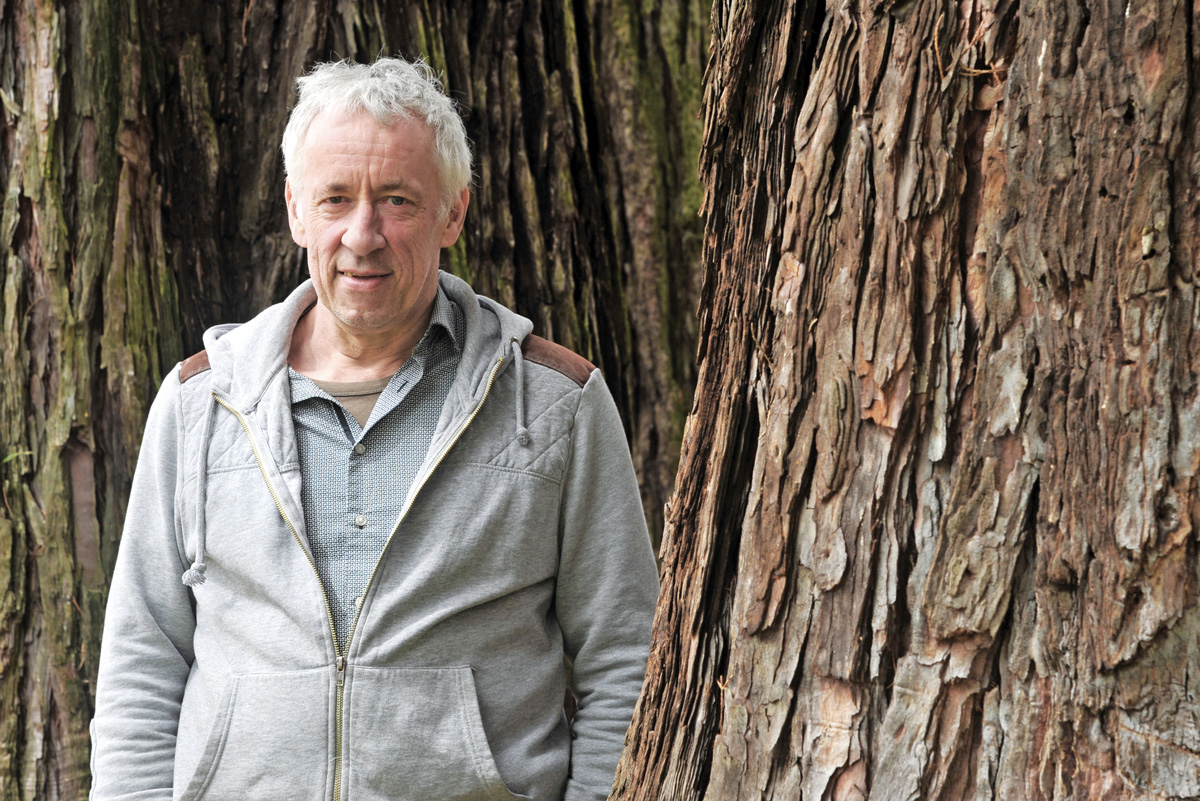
[521,335,595,388]
[179,350,211,384]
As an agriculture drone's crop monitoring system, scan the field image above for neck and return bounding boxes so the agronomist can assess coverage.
[288,304,432,382]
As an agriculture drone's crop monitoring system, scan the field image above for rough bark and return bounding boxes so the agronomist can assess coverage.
[615,0,1200,799]
[0,1,703,797]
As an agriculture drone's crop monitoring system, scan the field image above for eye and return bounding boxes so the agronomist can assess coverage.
[387,196,409,207]
[324,196,347,205]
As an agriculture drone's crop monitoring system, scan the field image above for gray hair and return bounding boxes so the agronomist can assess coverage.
[281,57,472,209]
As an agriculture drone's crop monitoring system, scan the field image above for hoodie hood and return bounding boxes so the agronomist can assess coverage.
[179,271,536,588]
[201,271,533,414]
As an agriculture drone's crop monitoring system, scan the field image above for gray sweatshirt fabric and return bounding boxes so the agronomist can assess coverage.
[90,273,660,801]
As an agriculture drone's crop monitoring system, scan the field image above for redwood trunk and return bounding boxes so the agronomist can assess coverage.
[615,0,1200,798]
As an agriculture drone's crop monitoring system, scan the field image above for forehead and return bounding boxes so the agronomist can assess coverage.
[299,109,437,184]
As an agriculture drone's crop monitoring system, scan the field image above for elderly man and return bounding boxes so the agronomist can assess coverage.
[90,57,658,801]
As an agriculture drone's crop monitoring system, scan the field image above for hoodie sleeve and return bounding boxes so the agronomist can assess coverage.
[555,370,660,801]
[91,369,196,800]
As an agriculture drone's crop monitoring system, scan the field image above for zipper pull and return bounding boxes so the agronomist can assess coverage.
[336,656,346,687]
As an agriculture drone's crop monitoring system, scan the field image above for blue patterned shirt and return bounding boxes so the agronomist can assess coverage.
[288,288,464,650]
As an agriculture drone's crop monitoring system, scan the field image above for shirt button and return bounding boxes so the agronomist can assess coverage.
[354,443,367,455]
[353,514,367,528]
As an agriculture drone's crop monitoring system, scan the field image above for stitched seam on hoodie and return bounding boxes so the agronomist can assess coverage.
[173,375,192,573]
[453,462,561,485]
[205,463,269,476]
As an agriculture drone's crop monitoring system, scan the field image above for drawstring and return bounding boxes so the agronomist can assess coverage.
[182,394,217,587]
[511,338,530,446]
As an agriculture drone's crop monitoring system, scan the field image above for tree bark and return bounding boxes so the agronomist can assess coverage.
[615,0,1200,799]
[0,1,703,796]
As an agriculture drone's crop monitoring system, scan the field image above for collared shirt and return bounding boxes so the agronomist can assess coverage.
[288,287,464,648]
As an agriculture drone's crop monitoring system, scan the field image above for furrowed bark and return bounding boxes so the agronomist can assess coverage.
[615,0,1200,798]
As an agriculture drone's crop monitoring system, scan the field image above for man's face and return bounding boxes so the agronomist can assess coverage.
[286,110,468,339]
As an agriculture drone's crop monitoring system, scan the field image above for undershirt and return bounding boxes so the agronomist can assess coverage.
[309,375,390,428]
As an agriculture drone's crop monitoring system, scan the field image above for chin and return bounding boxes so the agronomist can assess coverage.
[338,312,395,331]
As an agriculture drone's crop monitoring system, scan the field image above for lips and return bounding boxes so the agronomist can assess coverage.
[338,271,392,287]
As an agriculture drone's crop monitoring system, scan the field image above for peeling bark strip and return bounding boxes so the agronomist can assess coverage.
[0,1,702,797]
[615,0,1200,798]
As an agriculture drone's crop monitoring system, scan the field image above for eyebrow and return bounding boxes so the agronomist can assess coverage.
[377,179,419,194]
[314,182,350,196]
[313,179,423,198]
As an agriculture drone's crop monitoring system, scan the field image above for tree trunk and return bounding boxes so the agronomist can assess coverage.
[615,0,1199,799]
[0,1,703,796]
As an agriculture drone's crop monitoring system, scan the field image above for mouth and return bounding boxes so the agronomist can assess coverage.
[338,270,393,287]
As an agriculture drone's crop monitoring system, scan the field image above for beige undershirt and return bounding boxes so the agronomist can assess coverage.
[310,375,392,429]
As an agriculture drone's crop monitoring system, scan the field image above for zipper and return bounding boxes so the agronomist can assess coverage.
[336,653,346,794]
[212,353,504,801]
[211,393,348,797]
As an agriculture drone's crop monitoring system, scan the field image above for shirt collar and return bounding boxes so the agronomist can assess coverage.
[288,285,462,405]
[427,283,464,354]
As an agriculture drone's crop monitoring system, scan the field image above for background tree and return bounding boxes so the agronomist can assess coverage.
[0,0,705,795]
[615,0,1200,798]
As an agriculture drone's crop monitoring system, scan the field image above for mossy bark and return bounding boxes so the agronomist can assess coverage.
[614,0,1200,798]
[0,1,703,797]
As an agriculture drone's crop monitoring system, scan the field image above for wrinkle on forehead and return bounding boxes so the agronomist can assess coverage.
[298,112,439,207]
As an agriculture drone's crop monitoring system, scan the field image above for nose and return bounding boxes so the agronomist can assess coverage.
[341,202,385,256]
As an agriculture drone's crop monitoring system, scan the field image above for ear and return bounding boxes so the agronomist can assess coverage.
[286,180,308,248]
[439,188,470,248]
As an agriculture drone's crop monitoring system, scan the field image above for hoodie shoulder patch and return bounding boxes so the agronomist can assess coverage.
[522,335,595,388]
[179,350,211,384]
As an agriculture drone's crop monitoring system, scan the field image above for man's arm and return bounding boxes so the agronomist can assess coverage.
[555,370,660,801]
[91,370,196,800]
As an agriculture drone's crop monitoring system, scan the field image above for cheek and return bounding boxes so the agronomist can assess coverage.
[310,227,348,260]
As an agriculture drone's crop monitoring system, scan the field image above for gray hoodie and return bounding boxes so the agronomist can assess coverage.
[90,273,659,801]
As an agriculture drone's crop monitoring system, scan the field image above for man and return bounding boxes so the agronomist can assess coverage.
[90,57,658,801]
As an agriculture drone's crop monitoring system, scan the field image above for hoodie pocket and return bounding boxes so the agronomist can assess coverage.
[176,669,331,801]
[343,666,531,801]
